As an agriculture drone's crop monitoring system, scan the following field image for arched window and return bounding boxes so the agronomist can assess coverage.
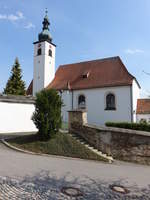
[78,95,86,109]
[105,93,116,110]
[37,48,42,56]
[49,49,52,57]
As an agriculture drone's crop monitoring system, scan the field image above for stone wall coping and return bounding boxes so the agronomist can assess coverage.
[84,123,150,137]
[68,109,87,113]
[0,94,35,104]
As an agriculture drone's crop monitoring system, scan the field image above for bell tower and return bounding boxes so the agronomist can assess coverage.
[33,10,56,96]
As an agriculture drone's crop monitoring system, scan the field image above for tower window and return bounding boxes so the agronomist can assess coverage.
[49,49,52,57]
[78,95,86,109]
[105,93,116,110]
[37,48,42,56]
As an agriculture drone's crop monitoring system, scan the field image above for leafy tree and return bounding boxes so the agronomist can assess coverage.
[32,89,63,140]
[3,58,26,95]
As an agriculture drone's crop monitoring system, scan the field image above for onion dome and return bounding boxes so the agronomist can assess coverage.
[38,9,52,42]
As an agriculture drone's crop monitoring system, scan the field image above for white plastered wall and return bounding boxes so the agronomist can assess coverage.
[61,86,132,125]
[33,41,55,96]
[61,91,72,122]
[131,79,140,122]
[0,102,37,133]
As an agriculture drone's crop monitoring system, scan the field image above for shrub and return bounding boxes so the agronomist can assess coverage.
[105,122,150,132]
[32,89,63,140]
[139,119,147,124]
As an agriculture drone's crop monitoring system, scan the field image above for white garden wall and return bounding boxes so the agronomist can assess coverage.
[0,96,37,134]
[136,114,150,124]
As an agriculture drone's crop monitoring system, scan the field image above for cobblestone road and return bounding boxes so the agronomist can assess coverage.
[0,174,150,200]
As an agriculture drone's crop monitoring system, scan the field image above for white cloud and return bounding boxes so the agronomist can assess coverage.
[0,11,35,30]
[24,22,35,29]
[0,11,24,22]
[16,11,24,19]
[0,14,7,19]
[124,49,144,55]
[140,89,150,98]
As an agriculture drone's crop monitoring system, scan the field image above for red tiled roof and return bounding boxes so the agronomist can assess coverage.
[27,56,140,94]
[136,99,150,114]
[47,56,139,90]
[26,80,33,95]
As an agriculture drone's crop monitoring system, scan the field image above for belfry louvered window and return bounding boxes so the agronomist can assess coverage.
[49,49,52,57]
[37,48,42,56]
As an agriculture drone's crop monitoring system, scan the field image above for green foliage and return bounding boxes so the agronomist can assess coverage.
[139,119,147,124]
[105,121,150,132]
[3,58,26,95]
[32,89,63,140]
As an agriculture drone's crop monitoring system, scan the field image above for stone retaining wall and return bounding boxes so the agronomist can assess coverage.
[68,110,150,165]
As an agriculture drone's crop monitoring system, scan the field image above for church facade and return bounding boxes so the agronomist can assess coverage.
[27,12,150,125]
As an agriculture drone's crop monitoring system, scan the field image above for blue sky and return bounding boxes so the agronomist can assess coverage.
[0,0,150,97]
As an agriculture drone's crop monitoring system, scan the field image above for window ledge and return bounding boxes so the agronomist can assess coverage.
[78,107,86,110]
[105,107,116,111]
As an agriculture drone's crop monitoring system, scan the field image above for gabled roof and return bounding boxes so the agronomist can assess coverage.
[136,99,150,114]
[27,56,140,95]
[47,56,139,90]
[26,80,33,95]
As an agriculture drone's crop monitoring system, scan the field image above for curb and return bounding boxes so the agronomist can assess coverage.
[1,139,112,165]
[59,129,68,133]
[1,139,42,156]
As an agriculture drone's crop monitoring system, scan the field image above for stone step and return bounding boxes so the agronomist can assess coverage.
[70,133,113,163]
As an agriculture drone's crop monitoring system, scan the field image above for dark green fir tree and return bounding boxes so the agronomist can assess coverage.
[3,58,26,95]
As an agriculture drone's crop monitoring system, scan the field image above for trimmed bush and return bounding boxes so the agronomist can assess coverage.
[32,89,63,140]
[105,122,150,132]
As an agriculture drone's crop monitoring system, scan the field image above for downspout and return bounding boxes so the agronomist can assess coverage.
[67,81,73,110]
[130,85,133,123]
[71,90,74,110]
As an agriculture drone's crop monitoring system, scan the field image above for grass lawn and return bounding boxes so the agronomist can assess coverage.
[61,122,68,130]
[7,132,107,162]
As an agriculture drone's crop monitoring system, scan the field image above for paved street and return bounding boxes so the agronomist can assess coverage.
[0,141,150,199]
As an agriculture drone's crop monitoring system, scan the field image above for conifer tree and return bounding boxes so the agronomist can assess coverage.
[3,58,26,95]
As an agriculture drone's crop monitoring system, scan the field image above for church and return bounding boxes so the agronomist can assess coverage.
[27,12,150,125]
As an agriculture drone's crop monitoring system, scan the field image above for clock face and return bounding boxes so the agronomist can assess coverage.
[38,44,41,48]
[49,45,52,49]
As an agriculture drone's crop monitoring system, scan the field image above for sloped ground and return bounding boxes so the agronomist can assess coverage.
[7,133,108,162]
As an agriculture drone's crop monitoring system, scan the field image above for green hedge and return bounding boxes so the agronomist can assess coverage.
[105,122,150,132]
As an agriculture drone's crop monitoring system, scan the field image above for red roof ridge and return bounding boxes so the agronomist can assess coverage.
[117,57,141,88]
[138,98,150,101]
[59,56,120,68]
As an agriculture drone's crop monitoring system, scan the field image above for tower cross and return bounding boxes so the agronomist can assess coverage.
[45,8,48,15]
